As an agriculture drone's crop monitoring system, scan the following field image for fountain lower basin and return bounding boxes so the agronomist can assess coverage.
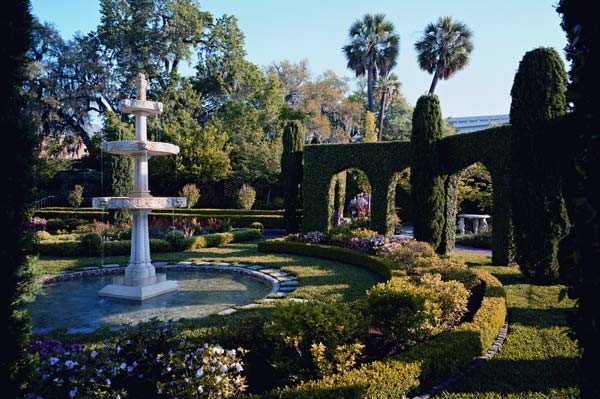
[98,273,178,301]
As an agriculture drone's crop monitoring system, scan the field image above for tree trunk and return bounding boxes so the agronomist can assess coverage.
[377,91,387,141]
[367,69,375,113]
[428,68,440,94]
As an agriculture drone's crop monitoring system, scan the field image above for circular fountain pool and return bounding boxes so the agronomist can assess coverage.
[27,270,273,334]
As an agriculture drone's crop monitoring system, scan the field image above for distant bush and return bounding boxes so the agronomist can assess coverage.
[376,239,436,267]
[79,232,102,256]
[237,184,256,210]
[68,184,84,208]
[179,183,200,209]
[165,230,186,252]
[250,222,264,233]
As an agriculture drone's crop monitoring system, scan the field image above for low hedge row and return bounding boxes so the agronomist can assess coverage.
[33,229,262,257]
[257,240,395,280]
[35,210,284,229]
[256,241,506,399]
[42,207,285,215]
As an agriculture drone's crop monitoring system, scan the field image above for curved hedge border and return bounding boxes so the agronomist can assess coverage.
[34,209,284,229]
[34,229,262,257]
[257,240,394,280]
[256,240,506,399]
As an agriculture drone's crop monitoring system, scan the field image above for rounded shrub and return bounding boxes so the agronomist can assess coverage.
[364,279,441,349]
[179,183,200,209]
[33,230,52,243]
[264,300,365,384]
[165,230,186,252]
[79,232,102,256]
[250,222,264,233]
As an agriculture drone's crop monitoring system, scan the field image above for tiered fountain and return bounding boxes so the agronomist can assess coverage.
[93,73,186,301]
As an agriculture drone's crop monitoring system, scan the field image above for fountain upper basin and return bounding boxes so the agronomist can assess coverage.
[100,140,179,156]
[93,196,186,209]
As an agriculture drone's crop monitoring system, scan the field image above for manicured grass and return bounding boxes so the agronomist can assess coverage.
[439,256,580,399]
[32,240,384,303]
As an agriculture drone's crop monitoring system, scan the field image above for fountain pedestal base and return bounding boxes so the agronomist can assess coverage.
[98,273,178,301]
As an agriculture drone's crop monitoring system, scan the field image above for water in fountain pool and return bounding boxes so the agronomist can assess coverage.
[27,271,272,333]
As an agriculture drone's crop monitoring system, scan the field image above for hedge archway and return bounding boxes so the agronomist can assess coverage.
[302,126,515,265]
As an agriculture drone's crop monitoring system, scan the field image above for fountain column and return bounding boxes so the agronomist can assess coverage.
[93,73,186,301]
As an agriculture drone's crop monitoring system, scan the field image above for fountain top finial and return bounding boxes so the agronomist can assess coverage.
[136,73,147,101]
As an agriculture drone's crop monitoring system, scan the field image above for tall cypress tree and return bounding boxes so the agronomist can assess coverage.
[557,1,600,397]
[410,94,445,250]
[104,112,134,222]
[509,47,570,283]
[282,120,304,233]
[0,0,37,396]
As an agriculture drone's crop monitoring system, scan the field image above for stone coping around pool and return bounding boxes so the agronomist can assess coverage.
[40,261,301,319]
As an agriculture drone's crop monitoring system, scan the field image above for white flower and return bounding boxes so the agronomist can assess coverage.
[105,378,111,386]
[219,365,228,373]
[120,362,126,370]
[197,386,204,393]
[90,350,98,359]
[49,357,59,366]
[69,387,78,398]
[215,376,222,384]
[115,346,121,354]
[195,368,204,378]
[235,362,244,373]
[210,367,215,373]
[226,349,236,356]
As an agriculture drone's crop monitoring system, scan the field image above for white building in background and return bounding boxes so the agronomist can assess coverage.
[447,114,509,134]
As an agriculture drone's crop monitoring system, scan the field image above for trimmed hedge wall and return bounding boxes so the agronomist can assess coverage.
[301,126,515,265]
[257,240,506,398]
[302,141,411,235]
[439,126,515,265]
[33,229,262,257]
[35,209,284,229]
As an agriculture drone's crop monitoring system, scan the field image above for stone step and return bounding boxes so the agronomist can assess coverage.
[153,261,169,266]
[247,265,264,270]
[280,280,299,287]
[278,286,297,292]
[215,262,230,267]
[177,261,193,265]
[102,264,120,268]
[259,268,277,273]
[194,261,212,266]
[217,308,237,316]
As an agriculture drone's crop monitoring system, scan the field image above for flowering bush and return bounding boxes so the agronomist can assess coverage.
[149,217,232,239]
[302,231,326,244]
[25,321,247,399]
[376,239,436,267]
[28,216,48,231]
[349,193,369,218]
[76,220,131,242]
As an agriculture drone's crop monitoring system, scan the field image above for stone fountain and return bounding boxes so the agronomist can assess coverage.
[93,73,186,301]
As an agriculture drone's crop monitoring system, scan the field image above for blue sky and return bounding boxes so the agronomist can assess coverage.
[31,0,568,117]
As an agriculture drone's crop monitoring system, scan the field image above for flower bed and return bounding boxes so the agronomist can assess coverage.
[257,239,506,398]
[32,228,262,257]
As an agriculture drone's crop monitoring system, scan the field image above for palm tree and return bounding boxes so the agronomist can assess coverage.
[343,14,399,114]
[415,16,473,94]
[375,73,401,140]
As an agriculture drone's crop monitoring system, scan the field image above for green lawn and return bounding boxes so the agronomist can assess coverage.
[440,257,580,399]
[32,240,384,304]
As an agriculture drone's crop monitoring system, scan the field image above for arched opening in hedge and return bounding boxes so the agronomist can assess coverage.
[439,126,515,265]
[394,167,411,228]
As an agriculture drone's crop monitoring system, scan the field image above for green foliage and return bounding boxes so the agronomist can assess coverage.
[67,184,84,208]
[417,273,470,328]
[250,222,264,233]
[510,47,569,283]
[415,16,474,94]
[363,111,377,142]
[302,141,411,235]
[264,301,365,383]
[165,230,186,252]
[179,183,200,209]
[458,163,493,212]
[1,2,37,394]
[237,184,256,210]
[79,232,102,256]
[556,1,600,396]
[410,94,445,251]
[282,120,304,233]
[366,279,441,348]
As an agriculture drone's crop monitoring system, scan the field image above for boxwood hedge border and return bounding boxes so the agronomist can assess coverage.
[256,239,507,399]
